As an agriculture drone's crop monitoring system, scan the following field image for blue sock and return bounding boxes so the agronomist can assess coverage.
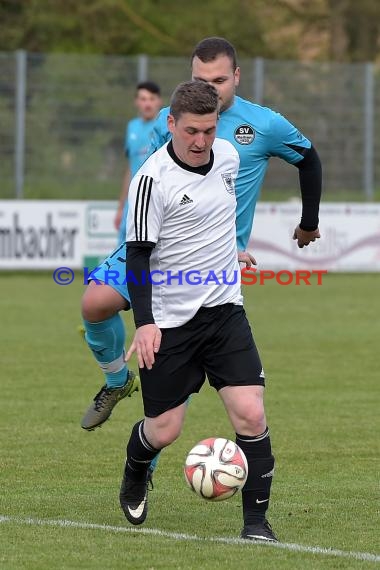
[149,452,160,472]
[83,314,128,389]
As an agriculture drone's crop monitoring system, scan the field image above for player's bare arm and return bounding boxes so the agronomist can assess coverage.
[115,166,131,230]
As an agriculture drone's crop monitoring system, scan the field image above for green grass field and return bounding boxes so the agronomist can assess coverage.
[1,272,379,569]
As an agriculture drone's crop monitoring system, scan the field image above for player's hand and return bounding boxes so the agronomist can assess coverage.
[292,225,320,248]
[126,324,162,370]
[114,209,123,231]
[238,250,257,268]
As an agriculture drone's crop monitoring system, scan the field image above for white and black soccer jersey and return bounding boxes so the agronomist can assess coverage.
[126,138,243,328]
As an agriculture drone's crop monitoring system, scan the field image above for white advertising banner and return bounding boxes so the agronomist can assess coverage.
[82,201,118,263]
[0,200,86,269]
[0,200,120,269]
[1,201,379,271]
[249,202,380,272]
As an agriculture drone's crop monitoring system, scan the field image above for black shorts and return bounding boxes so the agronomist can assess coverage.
[140,304,265,418]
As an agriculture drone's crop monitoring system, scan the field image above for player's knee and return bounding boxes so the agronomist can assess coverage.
[150,424,182,449]
[81,285,104,321]
[246,411,266,434]
[237,403,266,435]
[81,282,125,322]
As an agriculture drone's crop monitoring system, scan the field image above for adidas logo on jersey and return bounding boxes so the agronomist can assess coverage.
[179,194,193,206]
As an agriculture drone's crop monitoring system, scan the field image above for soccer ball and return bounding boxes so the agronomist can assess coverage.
[184,437,248,501]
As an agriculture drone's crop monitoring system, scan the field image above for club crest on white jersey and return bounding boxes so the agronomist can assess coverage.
[221,172,236,195]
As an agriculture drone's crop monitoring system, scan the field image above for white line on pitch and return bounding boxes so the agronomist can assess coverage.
[1,515,379,564]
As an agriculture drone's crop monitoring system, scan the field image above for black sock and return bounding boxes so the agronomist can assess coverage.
[236,428,275,526]
[125,420,161,482]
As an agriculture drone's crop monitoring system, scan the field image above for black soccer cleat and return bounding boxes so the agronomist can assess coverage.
[119,469,149,525]
[241,519,278,542]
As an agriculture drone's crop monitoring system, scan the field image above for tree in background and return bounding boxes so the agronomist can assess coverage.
[273,0,380,62]
[0,0,379,62]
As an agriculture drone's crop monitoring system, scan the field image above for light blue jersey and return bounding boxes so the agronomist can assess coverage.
[125,117,156,177]
[118,116,156,243]
[93,96,311,301]
[151,96,311,251]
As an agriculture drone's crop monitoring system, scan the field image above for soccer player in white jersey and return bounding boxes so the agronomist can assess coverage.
[119,80,278,542]
[80,38,321,439]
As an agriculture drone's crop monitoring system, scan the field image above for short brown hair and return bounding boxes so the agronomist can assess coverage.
[191,37,237,71]
[170,81,218,121]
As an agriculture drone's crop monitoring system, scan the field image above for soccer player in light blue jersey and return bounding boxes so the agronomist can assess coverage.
[114,82,162,245]
[80,40,321,538]
[150,43,321,252]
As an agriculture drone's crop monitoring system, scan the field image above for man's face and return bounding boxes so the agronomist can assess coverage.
[168,111,218,167]
[191,55,240,113]
[135,89,162,121]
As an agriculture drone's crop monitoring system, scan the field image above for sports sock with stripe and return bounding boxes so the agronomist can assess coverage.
[83,314,128,389]
[125,421,161,482]
[236,428,275,525]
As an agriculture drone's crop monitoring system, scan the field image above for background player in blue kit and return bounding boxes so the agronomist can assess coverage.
[114,81,162,245]
[150,39,321,252]
[80,39,322,501]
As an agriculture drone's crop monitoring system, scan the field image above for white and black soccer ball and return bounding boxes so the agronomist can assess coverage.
[184,437,248,501]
